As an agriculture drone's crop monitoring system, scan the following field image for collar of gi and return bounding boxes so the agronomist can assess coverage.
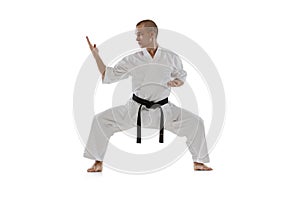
[142,45,161,60]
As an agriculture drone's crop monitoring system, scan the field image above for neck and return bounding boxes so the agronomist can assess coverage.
[146,42,158,58]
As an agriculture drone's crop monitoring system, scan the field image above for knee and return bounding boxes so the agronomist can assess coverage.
[93,112,107,125]
[189,116,204,128]
[197,116,204,124]
[91,113,114,137]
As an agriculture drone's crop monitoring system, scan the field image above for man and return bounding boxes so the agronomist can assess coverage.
[84,20,212,172]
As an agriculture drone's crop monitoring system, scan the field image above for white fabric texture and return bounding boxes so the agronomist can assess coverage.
[84,46,210,163]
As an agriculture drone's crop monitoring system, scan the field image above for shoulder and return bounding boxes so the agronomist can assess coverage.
[124,49,145,60]
[159,47,180,59]
[118,50,141,62]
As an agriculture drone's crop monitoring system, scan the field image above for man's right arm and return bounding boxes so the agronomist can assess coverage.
[86,36,106,80]
[91,48,106,80]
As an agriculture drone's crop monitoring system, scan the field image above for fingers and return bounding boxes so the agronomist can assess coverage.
[174,80,179,86]
[86,36,97,50]
[168,79,183,87]
[167,81,177,87]
[174,79,183,86]
[86,36,93,49]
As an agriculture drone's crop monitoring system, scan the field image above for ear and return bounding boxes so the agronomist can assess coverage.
[149,30,155,38]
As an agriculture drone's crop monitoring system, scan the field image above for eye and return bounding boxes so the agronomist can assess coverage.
[136,32,144,37]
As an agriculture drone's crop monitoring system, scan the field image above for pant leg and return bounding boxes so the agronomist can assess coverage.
[165,103,210,163]
[83,104,134,161]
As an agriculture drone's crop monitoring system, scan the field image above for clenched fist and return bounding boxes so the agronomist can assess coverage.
[167,79,184,87]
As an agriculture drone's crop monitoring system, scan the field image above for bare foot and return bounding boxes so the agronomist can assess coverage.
[87,161,103,172]
[194,162,213,171]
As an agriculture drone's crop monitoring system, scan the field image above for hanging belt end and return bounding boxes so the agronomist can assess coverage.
[159,137,164,143]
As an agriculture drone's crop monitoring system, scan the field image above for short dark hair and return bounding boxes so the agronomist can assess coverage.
[136,19,158,37]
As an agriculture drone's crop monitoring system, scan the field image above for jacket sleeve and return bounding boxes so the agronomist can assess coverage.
[102,56,131,84]
[171,55,187,82]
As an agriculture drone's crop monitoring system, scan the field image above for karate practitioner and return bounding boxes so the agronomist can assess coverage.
[84,20,212,172]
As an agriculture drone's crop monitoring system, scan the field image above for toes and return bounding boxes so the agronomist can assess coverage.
[87,168,101,172]
[194,163,213,171]
[202,167,213,171]
[87,165,102,172]
[87,167,96,172]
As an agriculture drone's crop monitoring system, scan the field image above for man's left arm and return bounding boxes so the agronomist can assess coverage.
[168,55,187,87]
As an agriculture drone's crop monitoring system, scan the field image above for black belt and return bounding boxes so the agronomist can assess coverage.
[132,94,168,143]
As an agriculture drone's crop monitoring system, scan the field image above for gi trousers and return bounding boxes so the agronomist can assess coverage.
[83,99,210,163]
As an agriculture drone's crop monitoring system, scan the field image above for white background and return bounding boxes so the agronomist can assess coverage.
[1,0,299,199]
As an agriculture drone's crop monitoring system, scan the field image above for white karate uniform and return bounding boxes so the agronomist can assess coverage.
[84,46,210,163]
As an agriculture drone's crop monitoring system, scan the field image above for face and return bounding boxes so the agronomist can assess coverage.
[135,25,155,48]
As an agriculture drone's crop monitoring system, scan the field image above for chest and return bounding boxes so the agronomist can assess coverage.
[130,64,173,82]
